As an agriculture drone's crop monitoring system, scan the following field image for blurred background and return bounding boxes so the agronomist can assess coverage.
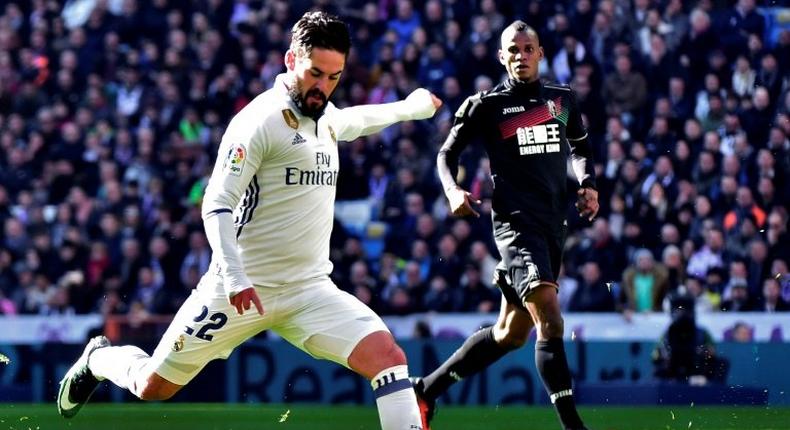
[0,0,789,411]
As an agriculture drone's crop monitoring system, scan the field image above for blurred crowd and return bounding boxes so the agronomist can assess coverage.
[0,0,788,321]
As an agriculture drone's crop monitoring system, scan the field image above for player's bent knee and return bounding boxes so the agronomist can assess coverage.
[493,326,528,350]
[367,334,407,367]
[538,316,564,339]
[348,331,406,380]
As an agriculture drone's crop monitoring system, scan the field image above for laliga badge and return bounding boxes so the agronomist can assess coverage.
[223,144,246,176]
[282,109,299,129]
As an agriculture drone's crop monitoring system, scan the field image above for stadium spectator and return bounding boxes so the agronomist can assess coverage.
[682,276,720,314]
[687,227,726,280]
[422,274,453,312]
[622,248,670,313]
[759,278,790,312]
[602,54,647,126]
[721,282,756,312]
[730,321,755,342]
[732,56,757,99]
[452,262,497,313]
[568,261,616,312]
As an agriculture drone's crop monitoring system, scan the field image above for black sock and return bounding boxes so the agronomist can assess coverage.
[535,338,585,430]
[422,326,511,400]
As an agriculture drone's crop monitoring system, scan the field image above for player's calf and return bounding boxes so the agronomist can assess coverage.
[135,373,182,401]
[372,364,423,430]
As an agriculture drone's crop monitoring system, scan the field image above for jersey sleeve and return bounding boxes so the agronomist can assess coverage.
[437,93,482,192]
[566,90,597,190]
[202,115,266,217]
[566,89,588,142]
[201,112,268,297]
[331,88,437,141]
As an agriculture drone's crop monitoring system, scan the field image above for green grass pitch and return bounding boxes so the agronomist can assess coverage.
[1,404,788,430]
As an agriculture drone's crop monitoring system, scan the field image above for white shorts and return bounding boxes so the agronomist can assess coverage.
[149,277,390,386]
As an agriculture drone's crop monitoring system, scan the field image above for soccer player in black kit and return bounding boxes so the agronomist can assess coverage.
[413,21,599,430]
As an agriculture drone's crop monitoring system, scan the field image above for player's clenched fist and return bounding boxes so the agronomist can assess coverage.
[446,186,481,218]
[575,187,599,221]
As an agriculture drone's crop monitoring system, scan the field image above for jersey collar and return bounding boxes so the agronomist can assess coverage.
[504,78,542,97]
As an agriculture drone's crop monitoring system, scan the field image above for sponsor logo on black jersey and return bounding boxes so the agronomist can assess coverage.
[502,105,526,115]
[499,96,564,139]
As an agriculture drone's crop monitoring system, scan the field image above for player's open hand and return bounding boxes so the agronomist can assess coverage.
[230,287,264,316]
[446,186,481,218]
[575,187,599,221]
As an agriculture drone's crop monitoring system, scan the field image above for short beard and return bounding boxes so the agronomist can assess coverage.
[288,75,328,119]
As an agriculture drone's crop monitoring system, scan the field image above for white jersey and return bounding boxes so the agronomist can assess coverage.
[200,74,437,297]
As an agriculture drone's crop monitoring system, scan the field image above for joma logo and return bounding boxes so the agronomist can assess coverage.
[502,106,526,114]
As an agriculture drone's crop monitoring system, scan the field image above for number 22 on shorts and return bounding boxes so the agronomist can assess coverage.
[184,305,228,341]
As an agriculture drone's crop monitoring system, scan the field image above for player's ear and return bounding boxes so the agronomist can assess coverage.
[497,48,506,66]
[285,49,296,71]
[538,46,545,61]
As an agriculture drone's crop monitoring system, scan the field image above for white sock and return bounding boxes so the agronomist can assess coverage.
[89,345,150,398]
[371,365,422,430]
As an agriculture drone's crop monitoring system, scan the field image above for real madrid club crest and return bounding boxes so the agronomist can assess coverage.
[282,109,299,129]
[328,125,337,145]
[547,99,557,118]
[172,334,185,352]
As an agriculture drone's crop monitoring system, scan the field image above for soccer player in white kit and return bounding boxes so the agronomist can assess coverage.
[57,11,440,430]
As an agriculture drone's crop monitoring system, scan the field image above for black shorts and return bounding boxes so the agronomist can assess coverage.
[493,220,566,309]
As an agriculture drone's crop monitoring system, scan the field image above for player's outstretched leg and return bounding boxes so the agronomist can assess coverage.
[57,335,111,418]
[420,326,512,402]
[416,295,529,425]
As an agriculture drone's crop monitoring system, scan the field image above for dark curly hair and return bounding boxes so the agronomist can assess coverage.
[290,11,351,59]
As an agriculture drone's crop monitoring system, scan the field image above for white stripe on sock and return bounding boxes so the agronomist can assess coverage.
[550,388,573,404]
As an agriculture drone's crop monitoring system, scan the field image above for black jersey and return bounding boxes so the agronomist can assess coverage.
[438,78,597,233]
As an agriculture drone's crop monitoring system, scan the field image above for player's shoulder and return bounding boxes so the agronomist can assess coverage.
[479,82,510,100]
[542,81,575,98]
[228,89,293,132]
[542,81,573,92]
[246,89,292,122]
[454,91,487,118]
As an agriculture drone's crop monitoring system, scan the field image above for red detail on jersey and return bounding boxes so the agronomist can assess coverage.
[499,96,563,139]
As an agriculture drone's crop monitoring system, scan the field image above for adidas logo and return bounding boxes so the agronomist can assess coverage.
[292,133,306,145]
